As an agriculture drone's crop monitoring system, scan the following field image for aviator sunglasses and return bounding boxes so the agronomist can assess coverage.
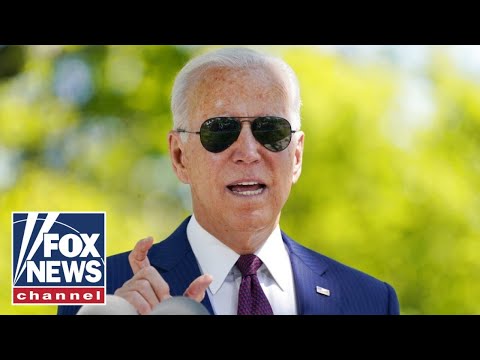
[175,116,298,153]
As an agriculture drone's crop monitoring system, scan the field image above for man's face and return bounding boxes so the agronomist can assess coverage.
[170,66,304,235]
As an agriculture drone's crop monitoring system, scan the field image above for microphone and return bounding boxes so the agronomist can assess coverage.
[77,294,210,315]
[77,294,138,315]
[149,296,210,315]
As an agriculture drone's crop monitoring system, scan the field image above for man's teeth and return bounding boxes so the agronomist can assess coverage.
[231,188,264,196]
[229,182,265,196]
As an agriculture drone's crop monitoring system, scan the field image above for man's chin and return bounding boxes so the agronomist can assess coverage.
[224,210,274,230]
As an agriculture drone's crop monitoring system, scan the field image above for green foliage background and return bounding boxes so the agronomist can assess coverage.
[1,45,478,314]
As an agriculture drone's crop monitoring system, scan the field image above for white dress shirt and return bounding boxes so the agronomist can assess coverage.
[186,214,297,315]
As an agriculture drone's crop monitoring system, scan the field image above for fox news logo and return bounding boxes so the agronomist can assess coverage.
[12,212,106,305]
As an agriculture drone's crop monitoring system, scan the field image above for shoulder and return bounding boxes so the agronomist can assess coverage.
[283,232,400,314]
[107,216,191,275]
[282,232,372,279]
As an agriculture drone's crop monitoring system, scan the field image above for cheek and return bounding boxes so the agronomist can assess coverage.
[271,154,294,187]
[186,150,223,188]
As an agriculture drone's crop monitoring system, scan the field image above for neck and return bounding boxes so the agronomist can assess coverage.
[193,213,280,255]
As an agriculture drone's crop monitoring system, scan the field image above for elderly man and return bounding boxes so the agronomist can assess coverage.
[58,47,400,315]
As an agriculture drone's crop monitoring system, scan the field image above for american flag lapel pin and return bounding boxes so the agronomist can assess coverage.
[316,286,330,296]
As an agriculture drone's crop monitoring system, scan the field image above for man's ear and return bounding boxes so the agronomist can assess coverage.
[292,131,304,184]
[168,131,191,184]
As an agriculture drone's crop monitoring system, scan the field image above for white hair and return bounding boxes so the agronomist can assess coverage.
[171,47,302,141]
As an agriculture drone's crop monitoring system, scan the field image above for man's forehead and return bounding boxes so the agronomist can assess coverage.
[183,64,292,126]
[194,66,285,101]
[198,66,268,86]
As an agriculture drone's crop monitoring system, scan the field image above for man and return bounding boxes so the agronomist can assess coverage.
[58,47,400,315]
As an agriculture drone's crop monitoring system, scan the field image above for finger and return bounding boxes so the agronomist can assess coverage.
[183,274,213,302]
[115,289,151,315]
[114,266,172,314]
[135,266,172,302]
[128,236,154,274]
[120,278,160,311]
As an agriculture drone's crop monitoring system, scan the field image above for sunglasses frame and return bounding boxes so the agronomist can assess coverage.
[175,116,298,153]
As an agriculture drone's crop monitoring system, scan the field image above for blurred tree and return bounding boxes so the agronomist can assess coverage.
[0,46,25,79]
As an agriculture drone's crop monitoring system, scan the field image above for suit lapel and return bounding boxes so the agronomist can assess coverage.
[147,217,214,314]
[282,233,342,315]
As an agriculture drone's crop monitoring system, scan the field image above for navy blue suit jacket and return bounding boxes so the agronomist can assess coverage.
[58,216,399,315]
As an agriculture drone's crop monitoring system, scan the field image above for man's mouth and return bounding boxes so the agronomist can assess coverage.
[226,181,267,196]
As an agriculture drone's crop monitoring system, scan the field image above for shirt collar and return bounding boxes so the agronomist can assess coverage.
[187,214,290,294]
[187,214,239,294]
[255,225,290,292]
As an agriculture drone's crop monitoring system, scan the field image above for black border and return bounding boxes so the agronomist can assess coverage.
[1,14,479,44]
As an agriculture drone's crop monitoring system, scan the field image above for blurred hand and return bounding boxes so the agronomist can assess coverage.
[114,236,213,315]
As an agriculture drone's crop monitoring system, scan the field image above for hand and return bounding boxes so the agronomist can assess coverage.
[114,236,213,315]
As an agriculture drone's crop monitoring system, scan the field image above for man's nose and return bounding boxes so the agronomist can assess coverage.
[231,122,261,164]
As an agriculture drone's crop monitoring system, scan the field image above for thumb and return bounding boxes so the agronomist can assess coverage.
[183,274,213,302]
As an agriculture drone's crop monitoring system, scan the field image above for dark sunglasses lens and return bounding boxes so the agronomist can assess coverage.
[252,117,292,152]
[200,117,241,153]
